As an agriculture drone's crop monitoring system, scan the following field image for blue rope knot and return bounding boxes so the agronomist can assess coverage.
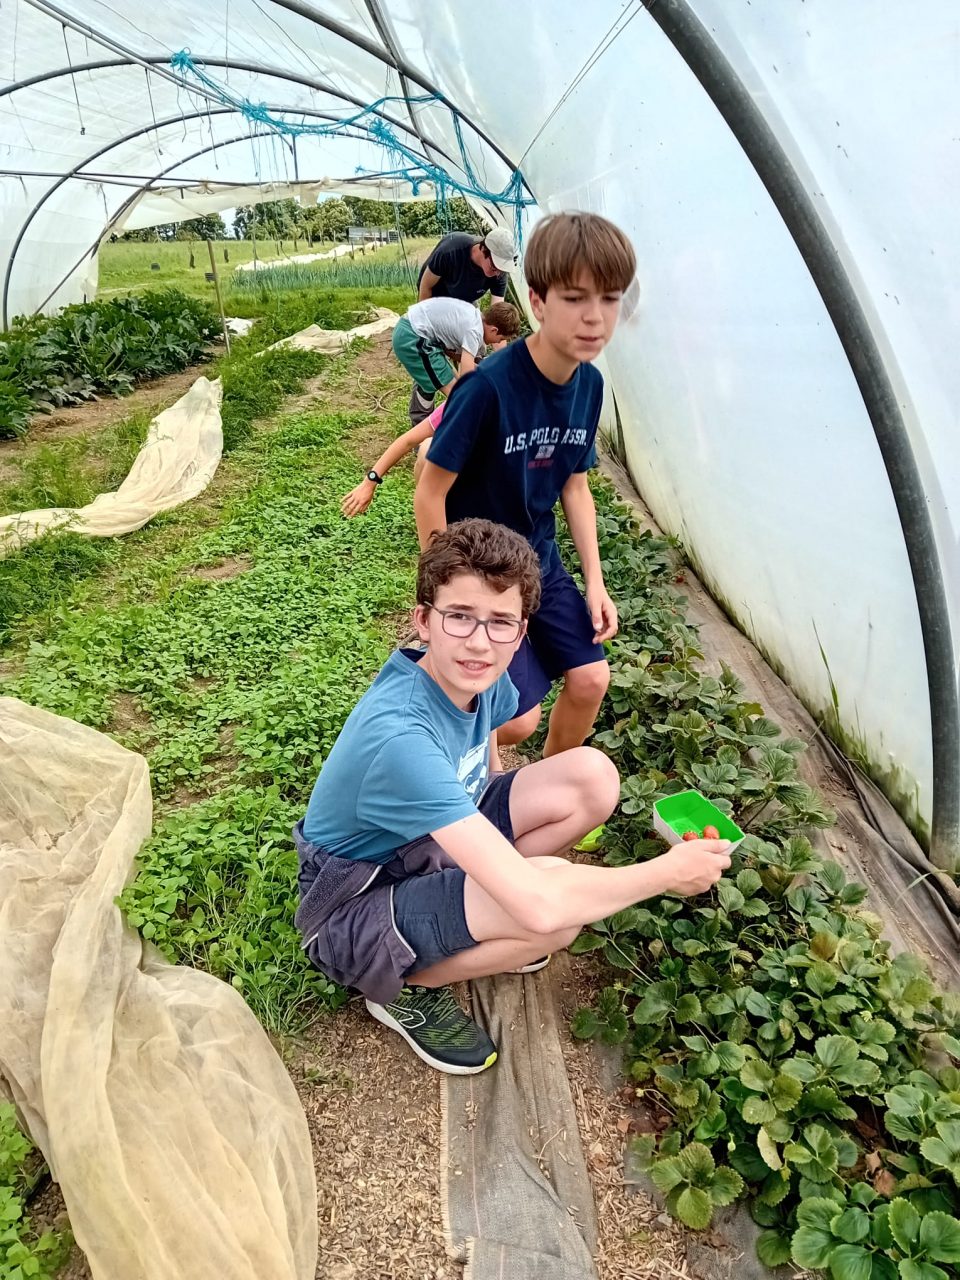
[169,49,534,244]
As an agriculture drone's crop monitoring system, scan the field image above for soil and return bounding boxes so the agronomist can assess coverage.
[190,553,253,580]
[292,1002,455,1279]
[0,362,213,455]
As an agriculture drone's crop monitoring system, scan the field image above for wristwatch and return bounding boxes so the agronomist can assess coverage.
[366,469,384,485]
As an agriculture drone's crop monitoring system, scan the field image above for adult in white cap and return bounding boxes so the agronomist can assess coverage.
[410,227,518,424]
[417,227,517,305]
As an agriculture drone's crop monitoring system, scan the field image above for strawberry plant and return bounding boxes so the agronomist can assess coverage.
[559,487,960,1266]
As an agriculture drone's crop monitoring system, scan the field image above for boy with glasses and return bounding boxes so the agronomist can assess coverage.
[294,519,731,1074]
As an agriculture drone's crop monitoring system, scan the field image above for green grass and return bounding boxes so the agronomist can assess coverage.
[224,284,414,332]
[98,239,307,298]
[98,237,429,305]
[229,239,428,296]
[0,338,417,1032]
[0,411,153,516]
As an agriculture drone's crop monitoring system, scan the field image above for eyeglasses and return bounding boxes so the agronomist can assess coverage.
[431,607,524,644]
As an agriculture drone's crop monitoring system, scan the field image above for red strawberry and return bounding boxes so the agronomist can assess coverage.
[681,830,698,842]
[702,825,720,840]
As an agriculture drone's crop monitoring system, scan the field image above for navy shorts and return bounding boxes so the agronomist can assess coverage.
[392,770,516,976]
[507,556,607,717]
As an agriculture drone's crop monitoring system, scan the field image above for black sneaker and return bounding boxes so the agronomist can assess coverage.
[365,985,498,1075]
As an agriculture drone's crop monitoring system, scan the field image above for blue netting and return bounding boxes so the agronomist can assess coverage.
[170,51,534,242]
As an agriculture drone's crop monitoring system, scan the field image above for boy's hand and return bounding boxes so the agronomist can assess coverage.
[341,479,376,518]
[586,582,618,642]
[660,840,732,894]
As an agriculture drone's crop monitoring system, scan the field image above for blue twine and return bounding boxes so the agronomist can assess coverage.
[170,50,533,244]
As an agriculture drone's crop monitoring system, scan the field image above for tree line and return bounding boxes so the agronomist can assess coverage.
[118,196,482,243]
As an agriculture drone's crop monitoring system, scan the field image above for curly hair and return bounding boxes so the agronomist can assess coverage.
[417,519,541,617]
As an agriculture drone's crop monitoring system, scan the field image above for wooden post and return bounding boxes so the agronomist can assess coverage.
[206,239,231,355]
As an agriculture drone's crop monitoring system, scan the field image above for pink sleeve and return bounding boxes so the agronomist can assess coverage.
[427,402,445,433]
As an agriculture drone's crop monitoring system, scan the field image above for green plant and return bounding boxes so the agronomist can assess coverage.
[564,486,960,1259]
[0,1103,71,1279]
[229,256,414,294]
[217,344,329,450]
[645,1138,744,1228]
[1,289,217,436]
[0,381,34,440]
[0,534,115,643]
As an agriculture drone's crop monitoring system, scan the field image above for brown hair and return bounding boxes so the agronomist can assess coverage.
[483,301,521,339]
[524,212,636,298]
[417,519,541,617]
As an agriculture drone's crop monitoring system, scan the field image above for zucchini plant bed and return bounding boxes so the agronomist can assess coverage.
[563,483,960,1279]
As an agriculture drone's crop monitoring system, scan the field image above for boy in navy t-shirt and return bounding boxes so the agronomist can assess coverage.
[295,519,731,1074]
[414,212,637,757]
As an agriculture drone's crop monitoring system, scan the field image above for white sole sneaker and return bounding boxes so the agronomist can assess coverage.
[508,955,551,975]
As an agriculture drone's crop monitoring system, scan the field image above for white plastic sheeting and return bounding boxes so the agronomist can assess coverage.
[0,0,956,857]
[113,176,435,233]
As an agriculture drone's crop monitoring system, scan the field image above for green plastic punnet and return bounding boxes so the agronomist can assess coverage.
[652,791,744,851]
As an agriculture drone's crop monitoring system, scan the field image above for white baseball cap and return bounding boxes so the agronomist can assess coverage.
[483,227,518,272]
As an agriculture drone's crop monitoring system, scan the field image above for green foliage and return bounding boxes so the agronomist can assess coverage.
[645,1141,744,1229]
[0,289,217,436]
[217,344,329,450]
[224,289,382,348]
[229,256,415,295]
[118,785,347,1030]
[117,213,227,241]
[4,346,416,1031]
[0,534,116,644]
[565,489,960,1253]
[0,1103,72,1278]
[0,381,34,440]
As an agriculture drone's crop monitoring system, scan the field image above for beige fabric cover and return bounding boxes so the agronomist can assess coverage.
[265,307,400,353]
[0,309,400,557]
[0,698,317,1279]
[0,376,224,555]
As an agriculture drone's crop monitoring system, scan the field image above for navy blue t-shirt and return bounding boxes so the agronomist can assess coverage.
[425,339,602,572]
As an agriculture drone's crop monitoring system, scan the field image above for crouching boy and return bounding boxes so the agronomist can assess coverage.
[294,519,731,1074]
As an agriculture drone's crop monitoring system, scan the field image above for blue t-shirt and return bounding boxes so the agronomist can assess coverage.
[425,339,602,573]
[302,649,519,862]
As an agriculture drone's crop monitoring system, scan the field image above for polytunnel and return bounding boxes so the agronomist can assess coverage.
[3,4,960,1278]
[1,0,956,874]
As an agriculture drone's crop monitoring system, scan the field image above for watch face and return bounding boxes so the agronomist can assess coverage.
[367,470,380,483]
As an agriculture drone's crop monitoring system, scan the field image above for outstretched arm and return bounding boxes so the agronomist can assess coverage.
[432,810,731,934]
[341,419,436,517]
[560,471,618,642]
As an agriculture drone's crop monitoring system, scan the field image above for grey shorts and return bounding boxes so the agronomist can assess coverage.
[392,770,516,976]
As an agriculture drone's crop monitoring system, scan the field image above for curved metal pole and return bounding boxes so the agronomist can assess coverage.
[2,102,428,325]
[641,0,959,870]
[266,0,533,195]
[0,56,454,163]
[363,0,435,165]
